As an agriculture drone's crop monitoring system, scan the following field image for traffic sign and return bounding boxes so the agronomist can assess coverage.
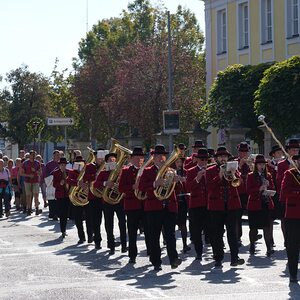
[47,118,74,126]
[163,110,180,134]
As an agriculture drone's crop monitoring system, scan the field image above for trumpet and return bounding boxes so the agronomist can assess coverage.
[220,161,241,188]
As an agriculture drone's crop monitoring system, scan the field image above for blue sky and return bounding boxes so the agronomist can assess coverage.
[0,0,205,82]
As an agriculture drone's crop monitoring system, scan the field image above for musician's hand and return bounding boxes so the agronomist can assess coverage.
[180,176,186,183]
[259,185,267,191]
[196,169,206,181]
[31,167,35,172]
[78,180,88,189]
[173,175,181,183]
[239,158,247,167]
[60,179,65,186]
[105,180,114,188]
[132,183,139,190]
[154,178,165,187]
[219,168,225,179]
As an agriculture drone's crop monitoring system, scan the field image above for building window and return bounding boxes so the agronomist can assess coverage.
[217,9,227,54]
[238,2,249,49]
[261,0,272,44]
[287,0,299,37]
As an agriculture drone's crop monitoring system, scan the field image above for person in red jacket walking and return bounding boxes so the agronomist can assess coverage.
[206,146,244,268]
[93,152,127,255]
[280,151,300,283]
[246,154,275,256]
[52,157,69,238]
[186,148,209,260]
[138,144,182,271]
[184,140,205,170]
[119,146,150,264]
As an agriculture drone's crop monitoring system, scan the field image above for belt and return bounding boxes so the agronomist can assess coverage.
[176,193,191,197]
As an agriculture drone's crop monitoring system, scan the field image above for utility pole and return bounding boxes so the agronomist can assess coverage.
[167,11,173,152]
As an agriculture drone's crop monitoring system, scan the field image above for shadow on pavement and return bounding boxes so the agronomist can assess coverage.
[288,282,300,299]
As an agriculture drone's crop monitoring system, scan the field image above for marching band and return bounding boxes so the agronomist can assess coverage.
[1,135,300,284]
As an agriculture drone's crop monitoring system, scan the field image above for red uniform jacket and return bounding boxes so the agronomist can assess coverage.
[277,159,291,198]
[119,165,143,211]
[138,165,178,213]
[82,163,98,201]
[93,169,109,190]
[52,168,69,199]
[281,169,300,219]
[246,172,275,211]
[235,158,250,195]
[184,154,197,170]
[206,164,241,211]
[186,165,207,208]
[267,160,279,192]
[66,169,80,187]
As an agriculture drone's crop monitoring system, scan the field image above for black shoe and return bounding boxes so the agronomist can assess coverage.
[88,236,94,243]
[77,239,85,244]
[249,244,255,255]
[171,258,182,269]
[214,260,222,268]
[266,248,275,257]
[121,247,128,253]
[129,258,136,264]
[23,208,27,214]
[61,232,67,239]
[5,211,10,218]
[154,265,162,271]
[95,244,101,250]
[35,208,42,215]
[109,249,115,255]
[290,276,298,283]
[237,240,242,247]
[114,241,121,247]
[27,209,31,216]
[195,254,202,261]
[183,245,191,253]
[53,217,58,221]
[255,234,263,241]
[230,258,245,266]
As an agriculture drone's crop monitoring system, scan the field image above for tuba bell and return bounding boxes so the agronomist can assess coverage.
[90,138,119,198]
[153,145,181,201]
[102,143,132,205]
[69,147,95,206]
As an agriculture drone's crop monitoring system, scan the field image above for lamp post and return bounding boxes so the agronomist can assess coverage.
[32,121,40,152]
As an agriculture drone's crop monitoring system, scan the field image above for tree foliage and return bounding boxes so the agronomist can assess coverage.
[74,0,205,146]
[201,62,274,141]
[254,55,300,140]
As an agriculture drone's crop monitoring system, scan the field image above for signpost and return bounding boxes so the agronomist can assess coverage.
[47,117,74,152]
[163,110,180,134]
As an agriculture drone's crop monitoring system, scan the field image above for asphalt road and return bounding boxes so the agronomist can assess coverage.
[0,203,299,300]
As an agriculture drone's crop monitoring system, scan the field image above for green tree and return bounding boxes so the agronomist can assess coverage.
[6,65,51,148]
[254,55,300,140]
[201,62,273,141]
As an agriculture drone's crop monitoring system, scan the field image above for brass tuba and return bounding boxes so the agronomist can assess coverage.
[153,145,181,201]
[69,147,96,206]
[90,138,119,198]
[134,155,154,200]
[102,143,132,205]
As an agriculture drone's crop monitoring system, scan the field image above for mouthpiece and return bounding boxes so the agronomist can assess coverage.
[258,115,265,122]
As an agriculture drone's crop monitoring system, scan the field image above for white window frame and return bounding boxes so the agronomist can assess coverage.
[261,0,273,44]
[238,2,249,49]
[217,9,227,54]
[287,0,300,38]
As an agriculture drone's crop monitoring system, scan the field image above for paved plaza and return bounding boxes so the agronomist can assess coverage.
[0,204,299,300]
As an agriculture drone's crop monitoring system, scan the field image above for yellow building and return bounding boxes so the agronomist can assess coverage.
[204,0,300,147]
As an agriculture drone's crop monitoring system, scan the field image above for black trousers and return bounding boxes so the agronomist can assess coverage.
[48,199,58,219]
[237,193,248,239]
[103,202,126,250]
[189,207,210,256]
[146,209,178,266]
[72,204,93,241]
[0,192,11,215]
[86,199,103,246]
[285,219,300,278]
[210,210,239,263]
[56,197,70,233]
[126,209,150,259]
